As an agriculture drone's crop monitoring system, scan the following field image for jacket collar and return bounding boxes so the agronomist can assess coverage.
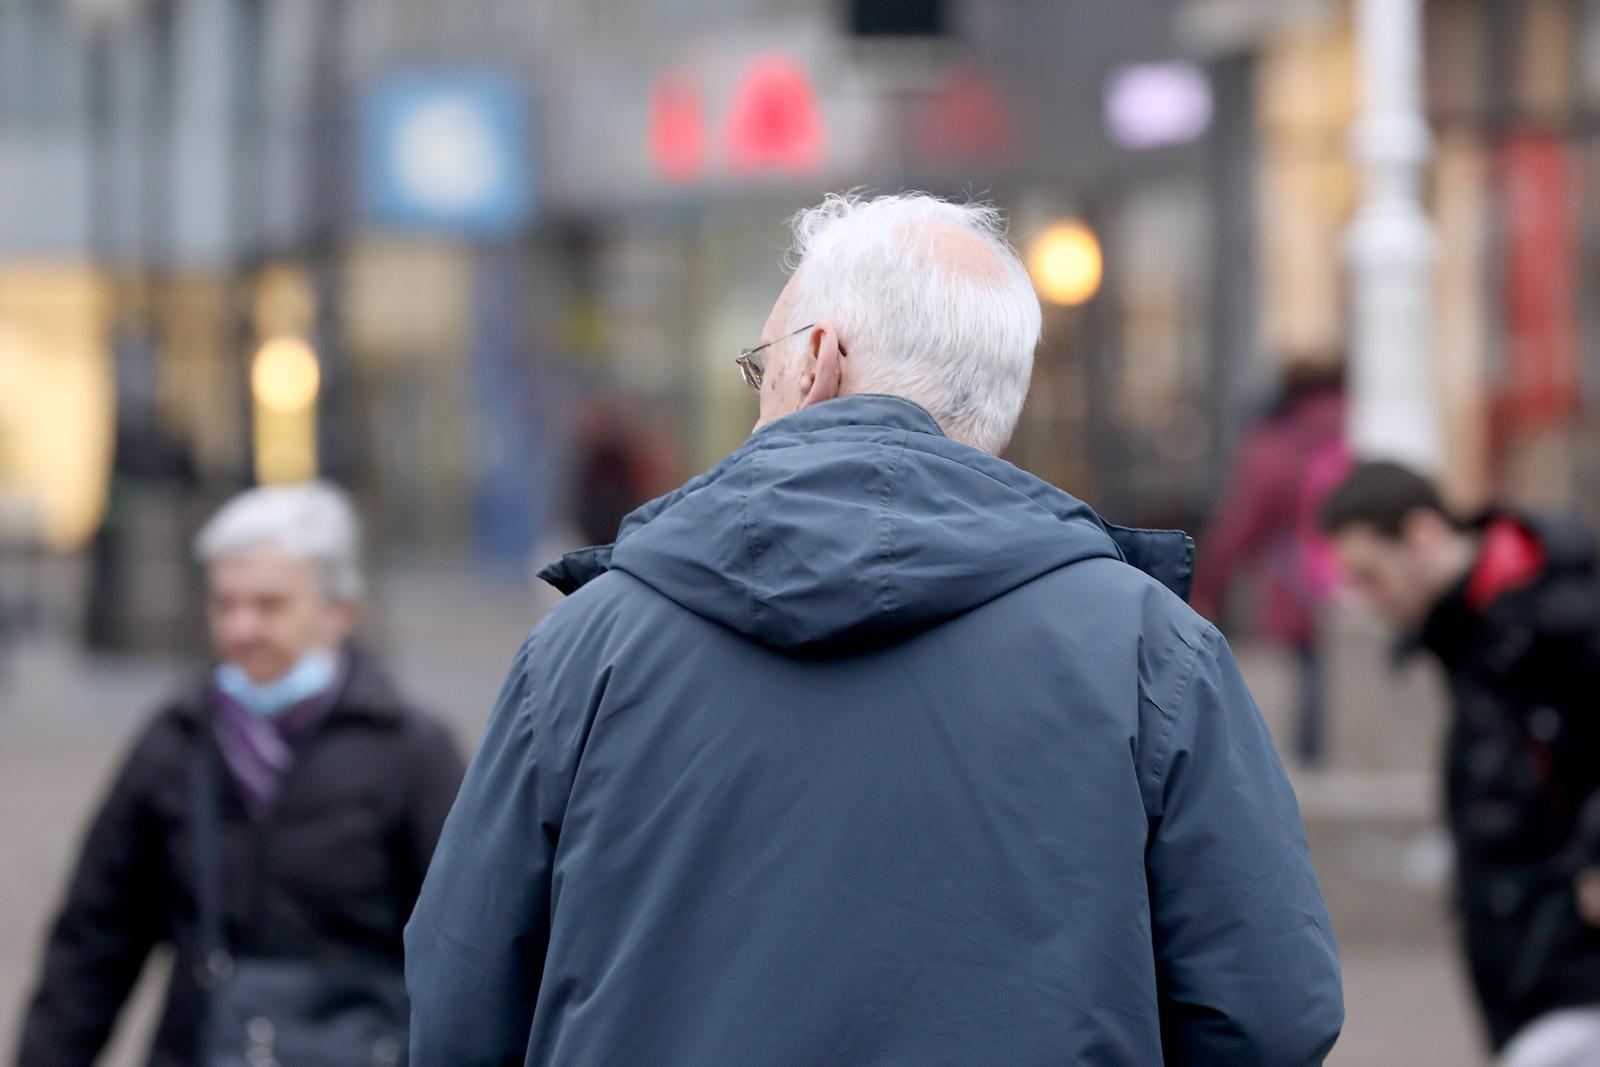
[753,393,946,440]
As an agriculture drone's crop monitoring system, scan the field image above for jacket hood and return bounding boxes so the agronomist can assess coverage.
[540,395,1193,654]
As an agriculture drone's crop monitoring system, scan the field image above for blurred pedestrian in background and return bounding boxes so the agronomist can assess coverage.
[1191,359,1348,766]
[405,192,1342,1066]
[1321,462,1600,1066]
[570,398,681,551]
[529,396,685,619]
[14,483,463,1067]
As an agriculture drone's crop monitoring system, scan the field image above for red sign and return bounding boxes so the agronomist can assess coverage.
[912,64,1018,164]
[1500,132,1579,424]
[725,55,825,176]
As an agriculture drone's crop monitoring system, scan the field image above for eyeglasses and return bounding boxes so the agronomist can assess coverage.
[735,323,816,390]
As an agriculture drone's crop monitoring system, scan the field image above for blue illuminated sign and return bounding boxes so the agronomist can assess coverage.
[362,71,532,234]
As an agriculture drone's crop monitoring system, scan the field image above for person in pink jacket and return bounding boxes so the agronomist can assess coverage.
[1191,361,1348,767]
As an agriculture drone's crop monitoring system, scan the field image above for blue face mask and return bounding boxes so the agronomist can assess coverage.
[215,649,339,717]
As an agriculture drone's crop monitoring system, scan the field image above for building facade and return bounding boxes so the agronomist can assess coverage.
[1,0,1247,586]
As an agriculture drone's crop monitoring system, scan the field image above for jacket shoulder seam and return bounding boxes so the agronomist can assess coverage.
[742,447,766,642]
[502,634,550,826]
[1144,623,1216,821]
[876,431,910,628]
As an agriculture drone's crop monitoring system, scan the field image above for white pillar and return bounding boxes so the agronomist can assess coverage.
[1346,0,1440,471]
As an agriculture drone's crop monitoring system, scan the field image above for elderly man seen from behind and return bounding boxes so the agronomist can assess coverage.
[16,482,463,1067]
[407,193,1343,1066]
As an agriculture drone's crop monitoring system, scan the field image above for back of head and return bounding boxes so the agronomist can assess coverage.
[1277,358,1344,411]
[784,192,1041,454]
[194,481,364,602]
[1319,461,1448,538]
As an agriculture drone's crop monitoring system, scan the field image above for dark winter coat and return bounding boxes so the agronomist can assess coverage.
[1414,514,1600,1049]
[405,394,1344,1066]
[15,649,464,1067]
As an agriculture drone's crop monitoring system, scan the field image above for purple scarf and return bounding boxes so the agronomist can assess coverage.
[210,663,344,820]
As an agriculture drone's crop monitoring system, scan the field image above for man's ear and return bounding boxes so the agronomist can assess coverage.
[1401,507,1450,548]
[800,321,843,410]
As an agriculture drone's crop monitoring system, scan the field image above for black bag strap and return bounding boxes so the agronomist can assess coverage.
[187,726,233,988]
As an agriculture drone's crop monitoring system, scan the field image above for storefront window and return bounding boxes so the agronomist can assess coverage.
[0,266,113,551]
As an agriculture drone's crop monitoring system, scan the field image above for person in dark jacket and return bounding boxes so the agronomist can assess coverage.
[15,482,464,1067]
[1320,461,1600,1063]
[406,192,1343,1066]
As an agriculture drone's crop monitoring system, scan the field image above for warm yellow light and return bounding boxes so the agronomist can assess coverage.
[254,405,318,485]
[1028,221,1103,306]
[0,267,113,550]
[251,336,321,413]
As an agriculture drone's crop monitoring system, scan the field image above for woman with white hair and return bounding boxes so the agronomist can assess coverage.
[17,482,463,1067]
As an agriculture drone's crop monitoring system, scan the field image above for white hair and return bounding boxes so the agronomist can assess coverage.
[783,191,1042,454]
[194,482,364,602]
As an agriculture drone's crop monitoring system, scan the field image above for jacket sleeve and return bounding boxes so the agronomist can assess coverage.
[405,640,559,1067]
[1145,627,1344,1065]
[1545,595,1600,864]
[14,725,169,1067]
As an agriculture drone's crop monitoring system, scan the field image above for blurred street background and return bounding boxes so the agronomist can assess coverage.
[5,0,1600,1062]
